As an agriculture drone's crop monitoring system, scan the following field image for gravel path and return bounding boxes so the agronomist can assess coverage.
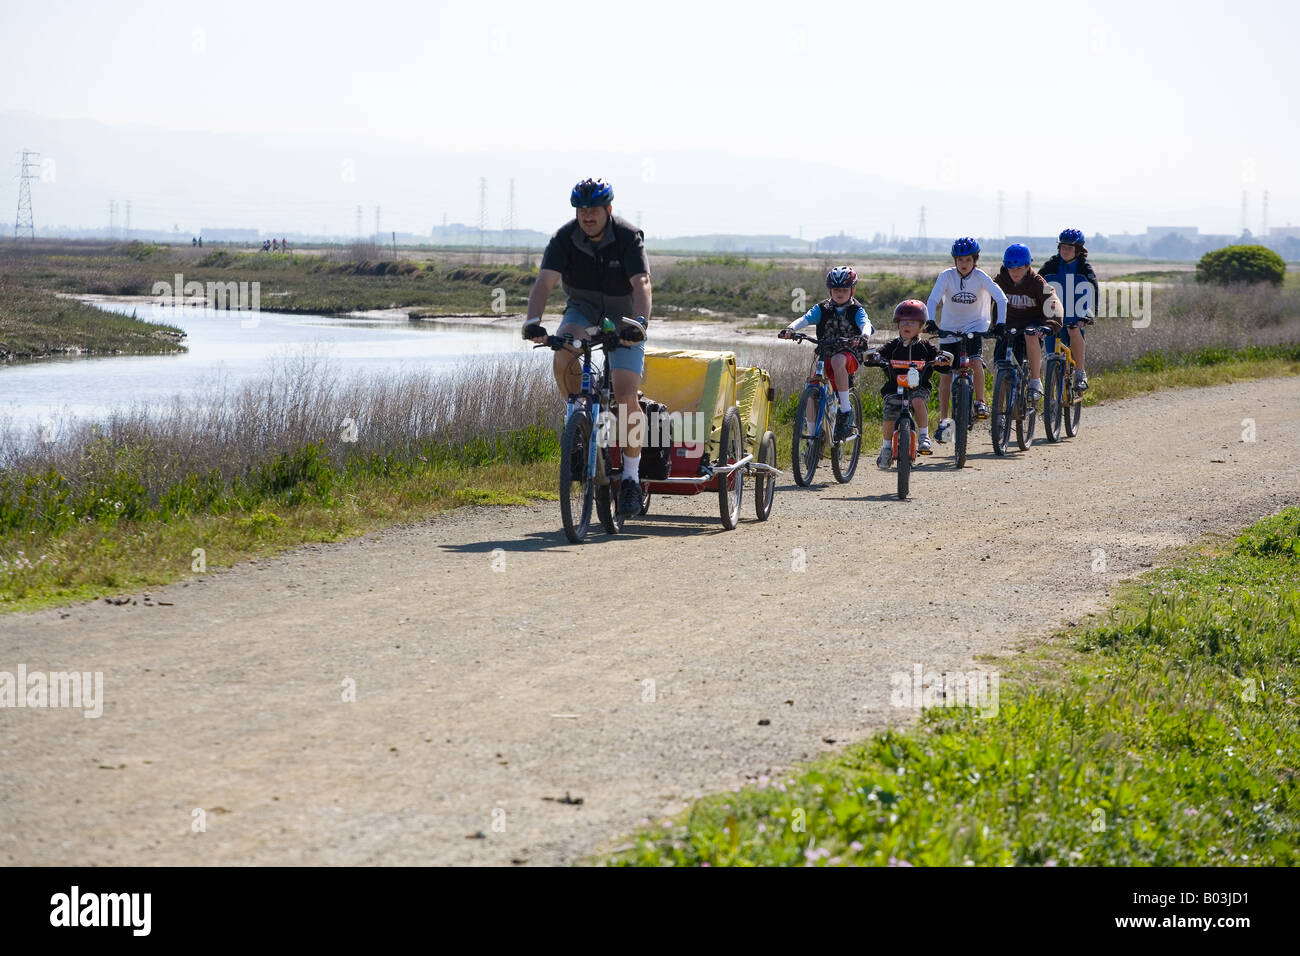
[2,378,1297,866]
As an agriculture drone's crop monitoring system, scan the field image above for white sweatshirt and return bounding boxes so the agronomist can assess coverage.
[926,267,1008,336]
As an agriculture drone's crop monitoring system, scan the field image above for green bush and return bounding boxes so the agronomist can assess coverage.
[1195,244,1286,286]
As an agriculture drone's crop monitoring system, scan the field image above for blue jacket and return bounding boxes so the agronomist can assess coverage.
[1039,254,1098,324]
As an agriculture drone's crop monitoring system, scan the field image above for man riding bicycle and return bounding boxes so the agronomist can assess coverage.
[523,178,653,517]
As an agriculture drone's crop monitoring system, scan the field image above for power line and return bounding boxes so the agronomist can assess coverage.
[505,178,515,249]
[15,150,38,240]
[477,177,487,263]
[917,205,927,241]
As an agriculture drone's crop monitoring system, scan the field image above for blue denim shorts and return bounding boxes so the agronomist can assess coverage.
[556,304,645,376]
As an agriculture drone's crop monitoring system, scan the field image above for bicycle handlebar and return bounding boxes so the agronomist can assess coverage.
[532,330,626,352]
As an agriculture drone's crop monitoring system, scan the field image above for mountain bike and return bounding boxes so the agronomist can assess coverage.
[535,325,647,543]
[935,329,994,469]
[784,333,863,486]
[863,349,952,500]
[990,326,1051,456]
[1043,318,1092,442]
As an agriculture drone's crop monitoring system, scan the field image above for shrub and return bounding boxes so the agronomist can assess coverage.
[1195,244,1286,286]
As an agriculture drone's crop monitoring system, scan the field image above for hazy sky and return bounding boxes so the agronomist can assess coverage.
[2,0,1297,238]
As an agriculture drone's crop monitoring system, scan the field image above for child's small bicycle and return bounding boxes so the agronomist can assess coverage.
[1042,318,1093,442]
[785,333,863,486]
[863,349,952,500]
[990,326,1052,456]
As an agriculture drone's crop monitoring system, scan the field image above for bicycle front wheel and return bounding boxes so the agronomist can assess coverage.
[1043,358,1063,443]
[991,370,1013,457]
[831,391,862,483]
[559,411,595,542]
[953,375,971,469]
[792,385,822,487]
[1065,373,1083,438]
[895,417,912,500]
[1017,378,1037,450]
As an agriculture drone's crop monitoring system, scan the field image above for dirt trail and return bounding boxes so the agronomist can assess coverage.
[2,379,1297,866]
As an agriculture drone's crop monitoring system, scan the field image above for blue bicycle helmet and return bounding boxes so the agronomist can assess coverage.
[1058,227,1085,246]
[825,265,858,289]
[571,178,614,208]
[1003,243,1032,268]
[951,237,980,258]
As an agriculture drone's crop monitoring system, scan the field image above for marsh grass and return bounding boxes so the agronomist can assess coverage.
[603,509,1300,866]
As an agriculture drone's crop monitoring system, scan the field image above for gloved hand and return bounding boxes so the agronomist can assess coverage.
[522,321,547,342]
[777,327,794,340]
[924,320,939,334]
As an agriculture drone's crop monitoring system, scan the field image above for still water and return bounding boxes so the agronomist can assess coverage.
[0,301,539,430]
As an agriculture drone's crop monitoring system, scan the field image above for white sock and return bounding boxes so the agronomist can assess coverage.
[621,454,640,482]
[837,390,851,412]
[881,441,891,452]
[919,427,929,438]
[1031,378,1042,389]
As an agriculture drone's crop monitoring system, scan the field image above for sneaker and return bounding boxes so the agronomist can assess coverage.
[974,401,990,420]
[918,435,932,455]
[876,447,892,470]
[833,410,853,442]
[1075,370,1089,392]
[935,419,953,443]
[617,480,642,517]
[1028,381,1044,402]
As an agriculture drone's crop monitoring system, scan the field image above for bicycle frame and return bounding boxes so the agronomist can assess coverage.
[559,333,618,485]
[800,355,833,442]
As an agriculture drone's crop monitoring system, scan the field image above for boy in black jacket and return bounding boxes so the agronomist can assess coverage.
[869,300,950,469]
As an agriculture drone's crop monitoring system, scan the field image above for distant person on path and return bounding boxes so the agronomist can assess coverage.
[523,177,652,518]
[1039,228,1097,390]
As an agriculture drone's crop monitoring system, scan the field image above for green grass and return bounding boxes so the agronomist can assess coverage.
[0,283,184,358]
[0,457,557,613]
[0,428,559,612]
[602,508,1300,866]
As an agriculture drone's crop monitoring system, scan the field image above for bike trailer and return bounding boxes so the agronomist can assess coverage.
[640,347,737,486]
[636,347,780,527]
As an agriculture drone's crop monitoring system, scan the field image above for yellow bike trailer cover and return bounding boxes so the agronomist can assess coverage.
[641,348,737,461]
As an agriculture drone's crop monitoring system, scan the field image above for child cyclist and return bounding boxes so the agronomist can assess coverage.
[925,238,1008,444]
[1038,227,1098,390]
[778,266,874,441]
[991,243,1063,401]
[867,299,950,468]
